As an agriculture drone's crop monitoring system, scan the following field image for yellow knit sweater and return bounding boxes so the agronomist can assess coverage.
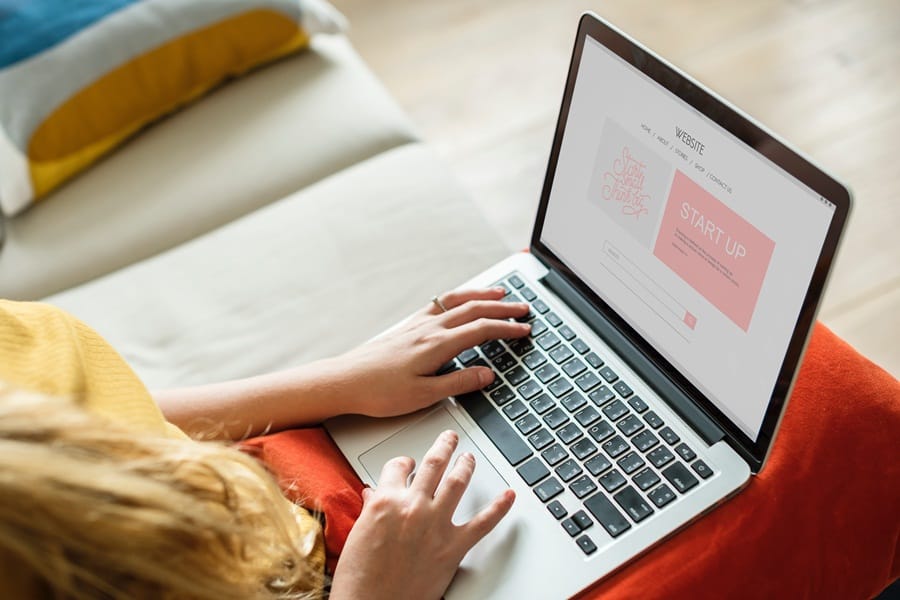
[0,299,324,592]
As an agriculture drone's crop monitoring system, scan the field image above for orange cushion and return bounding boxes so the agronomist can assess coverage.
[244,323,900,595]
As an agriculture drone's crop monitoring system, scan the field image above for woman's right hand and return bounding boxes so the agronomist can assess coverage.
[329,430,515,600]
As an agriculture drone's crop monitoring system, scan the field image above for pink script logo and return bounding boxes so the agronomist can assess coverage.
[602,146,650,219]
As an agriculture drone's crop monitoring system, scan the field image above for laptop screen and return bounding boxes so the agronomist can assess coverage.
[538,33,839,443]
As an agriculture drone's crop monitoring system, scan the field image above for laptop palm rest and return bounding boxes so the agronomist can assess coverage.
[359,406,509,524]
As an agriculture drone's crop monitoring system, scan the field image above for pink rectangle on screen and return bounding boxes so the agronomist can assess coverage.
[653,171,775,331]
[684,311,697,330]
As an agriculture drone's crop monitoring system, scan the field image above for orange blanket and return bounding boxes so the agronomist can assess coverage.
[243,323,900,597]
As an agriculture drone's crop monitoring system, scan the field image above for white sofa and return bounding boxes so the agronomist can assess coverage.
[0,36,509,388]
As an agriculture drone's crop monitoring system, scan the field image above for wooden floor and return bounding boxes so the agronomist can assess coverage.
[331,0,899,376]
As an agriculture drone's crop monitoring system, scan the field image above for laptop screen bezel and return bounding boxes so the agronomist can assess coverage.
[530,13,852,471]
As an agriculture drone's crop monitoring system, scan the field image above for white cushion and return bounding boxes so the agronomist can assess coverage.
[0,36,416,300]
[46,144,510,389]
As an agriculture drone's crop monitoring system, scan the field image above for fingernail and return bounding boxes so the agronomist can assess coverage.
[478,368,494,387]
[463,452,475,462]
[443,430,458,442]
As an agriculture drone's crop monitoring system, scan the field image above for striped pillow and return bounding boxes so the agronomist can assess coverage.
[0,0,346,216]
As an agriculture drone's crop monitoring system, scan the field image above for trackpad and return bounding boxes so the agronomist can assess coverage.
[359,407,508,524]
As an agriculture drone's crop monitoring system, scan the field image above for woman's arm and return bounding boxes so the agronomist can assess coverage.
[154,288,531,439]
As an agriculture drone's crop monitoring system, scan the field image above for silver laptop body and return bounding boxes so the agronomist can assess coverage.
[326,12,851,599]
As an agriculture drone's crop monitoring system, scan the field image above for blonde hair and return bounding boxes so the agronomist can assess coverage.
[0,384,324,599]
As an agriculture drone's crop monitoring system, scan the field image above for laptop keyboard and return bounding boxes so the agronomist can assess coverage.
[445,272,715,556]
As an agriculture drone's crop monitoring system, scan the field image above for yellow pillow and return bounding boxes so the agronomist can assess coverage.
[0,0,346,216]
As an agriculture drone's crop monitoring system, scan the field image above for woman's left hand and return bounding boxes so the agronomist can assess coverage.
[326,287,531,418]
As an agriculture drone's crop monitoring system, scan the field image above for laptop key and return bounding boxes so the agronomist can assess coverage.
[541,443,569,466]
[531,298,550,314]
[602,435,629,458]
[572,510,593,530]
[632,430,660,452]
[517,379,542,400]
[543,407,570,430]
[648,446,675,468]
[576,534,598,555]
[508,338,535,357]
[523,351,548,370]
[633,467,661,491]
[555,458,583,482]
[588,421,615,442]
[584,492,631,538]
[627,396,648,413]
[585,352,605,369]
[529,393,555,414]
[502,399,528,420]
[492,352,517,373]
[505,366,530,386]
[585,454,612,476]
[534,477,564,502]
[617,414,645,437]
[535,364,560,383]
[528,428,555,450]
[572,438,598,460]
[649,484,677,508]
[548,378,574,398]
[589,386,616,405]
[557,423,584,445]
[516,457,550,486]
[549,345,574,364]
[562,517,582,537]
[481,341,505,359]
[571,338,590,354]
[575,406,601,427]
[530,319,549,337]
[562,358,587,378]
[662,462,698,494]
[501,292,522,304]
[536,331,561,351]
[613,380,633,398]
[691,459,713,479]
[507,274,524,289]
[617,451,645,475]
[545,312,563,327]
[520,287,537,301]
[675,443,696,462]
[599,366,619,383]
[547,500,567,520]
[515,414,541,435]
[575,371,603,392]
[599,469,627,493]
[659,426,680,445]
[490,386,515,406]
[457,392,532,466]
[644,411,664,429]
[558,325,576,341]
[614,485,654,523]
[561,392,587,413]
[602,400,629,421]
[436,360,459,375]
[569,475,598,499]
[457,348,480,365]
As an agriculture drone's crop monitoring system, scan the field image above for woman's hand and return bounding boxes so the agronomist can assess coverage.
[326,287,530,418]
[330,430,516,600]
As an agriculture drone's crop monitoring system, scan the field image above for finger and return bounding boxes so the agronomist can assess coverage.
[430,366,495,399]
[424,288,506,315]
[378,455,416,489]
[460,489,516,550]
[440,299,530,328]
[410,430,458,497]
[434,451,476,515]
[438,318,531,357]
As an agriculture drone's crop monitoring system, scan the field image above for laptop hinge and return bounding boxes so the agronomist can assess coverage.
[541,268,725,446]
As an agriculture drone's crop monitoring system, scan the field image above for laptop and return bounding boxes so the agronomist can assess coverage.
[326,12,851,599]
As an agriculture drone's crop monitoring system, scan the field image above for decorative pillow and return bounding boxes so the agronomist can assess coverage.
[0,0,346,216]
